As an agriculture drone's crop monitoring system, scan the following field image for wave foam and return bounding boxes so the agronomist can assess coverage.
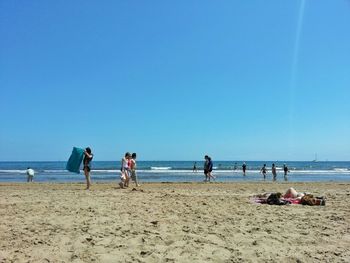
[151,167,172,170]
[0,170,27,174]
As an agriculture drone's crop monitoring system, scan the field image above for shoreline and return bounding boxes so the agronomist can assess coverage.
[1,180,350,184]
[1,180,350,186]
[1,182,349,262]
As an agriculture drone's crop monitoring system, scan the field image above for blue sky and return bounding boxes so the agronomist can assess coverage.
[1,0,349,161]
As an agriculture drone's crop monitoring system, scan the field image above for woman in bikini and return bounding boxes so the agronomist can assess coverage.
[83,147,93,190]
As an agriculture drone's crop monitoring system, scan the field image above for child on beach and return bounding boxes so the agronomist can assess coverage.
[193,162,197,172]
[130,153,140,187]
[119,152,131,189]
[83,147,93,190]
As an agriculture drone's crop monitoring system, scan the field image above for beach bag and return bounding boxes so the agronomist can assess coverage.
[66,147,84,174]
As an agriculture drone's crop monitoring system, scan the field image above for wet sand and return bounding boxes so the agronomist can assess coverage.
[0,182,349,262]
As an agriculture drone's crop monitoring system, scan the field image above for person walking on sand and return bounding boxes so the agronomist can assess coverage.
[26,167,35,182]
[130,153,140,187]
[193,162,198,173]
[260,164,267,180]
[83,147,93,190]
[120,152,131,188]
[203,155,210,182]
[242,162,247,176]
[283,164,289,181]
[207,157,215,182]
[272,163,277,181]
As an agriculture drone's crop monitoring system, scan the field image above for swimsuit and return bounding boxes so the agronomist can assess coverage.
[83,155,93,172]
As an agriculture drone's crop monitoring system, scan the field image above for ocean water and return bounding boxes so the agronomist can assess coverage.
[0,161,349,183]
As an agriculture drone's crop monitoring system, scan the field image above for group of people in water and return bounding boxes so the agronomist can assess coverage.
[194,158,291,182]
[259,163,290,181]
[235,162,290,180]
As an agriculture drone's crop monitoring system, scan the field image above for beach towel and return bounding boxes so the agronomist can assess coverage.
[251,194,301,205]
[66,147,84,174]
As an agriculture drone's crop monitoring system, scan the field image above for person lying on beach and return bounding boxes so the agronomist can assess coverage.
[284,187,326,205]
[267,192,290,205]
[257,188,306,199]
[254,188,326,206]
[283,187,304,199]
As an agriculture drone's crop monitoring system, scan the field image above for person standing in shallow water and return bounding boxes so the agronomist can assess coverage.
[260,164,267,180]
[26,167,34,182]
[203,156,209,182]
[242,162,247,176]
[272,163,277,181]
[283,164,289,181]
[193,162,197,173]
[83,147,93,190]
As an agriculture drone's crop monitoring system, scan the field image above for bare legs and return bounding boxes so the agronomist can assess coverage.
[204,171,215,182]
[84,168,91,190]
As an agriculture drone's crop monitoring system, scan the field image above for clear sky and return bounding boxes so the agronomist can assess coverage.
[1,1,349,161]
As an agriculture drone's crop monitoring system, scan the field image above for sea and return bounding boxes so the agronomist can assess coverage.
[0,161,349,183]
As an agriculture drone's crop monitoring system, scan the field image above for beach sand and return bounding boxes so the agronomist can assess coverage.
[0,182,349,262]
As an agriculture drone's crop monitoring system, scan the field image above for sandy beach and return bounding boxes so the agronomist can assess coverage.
[0,182,349,262]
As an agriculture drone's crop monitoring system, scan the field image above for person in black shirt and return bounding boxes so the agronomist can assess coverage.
[283,164,289,181]
[242,162,247,176]
[204,156,209,182]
